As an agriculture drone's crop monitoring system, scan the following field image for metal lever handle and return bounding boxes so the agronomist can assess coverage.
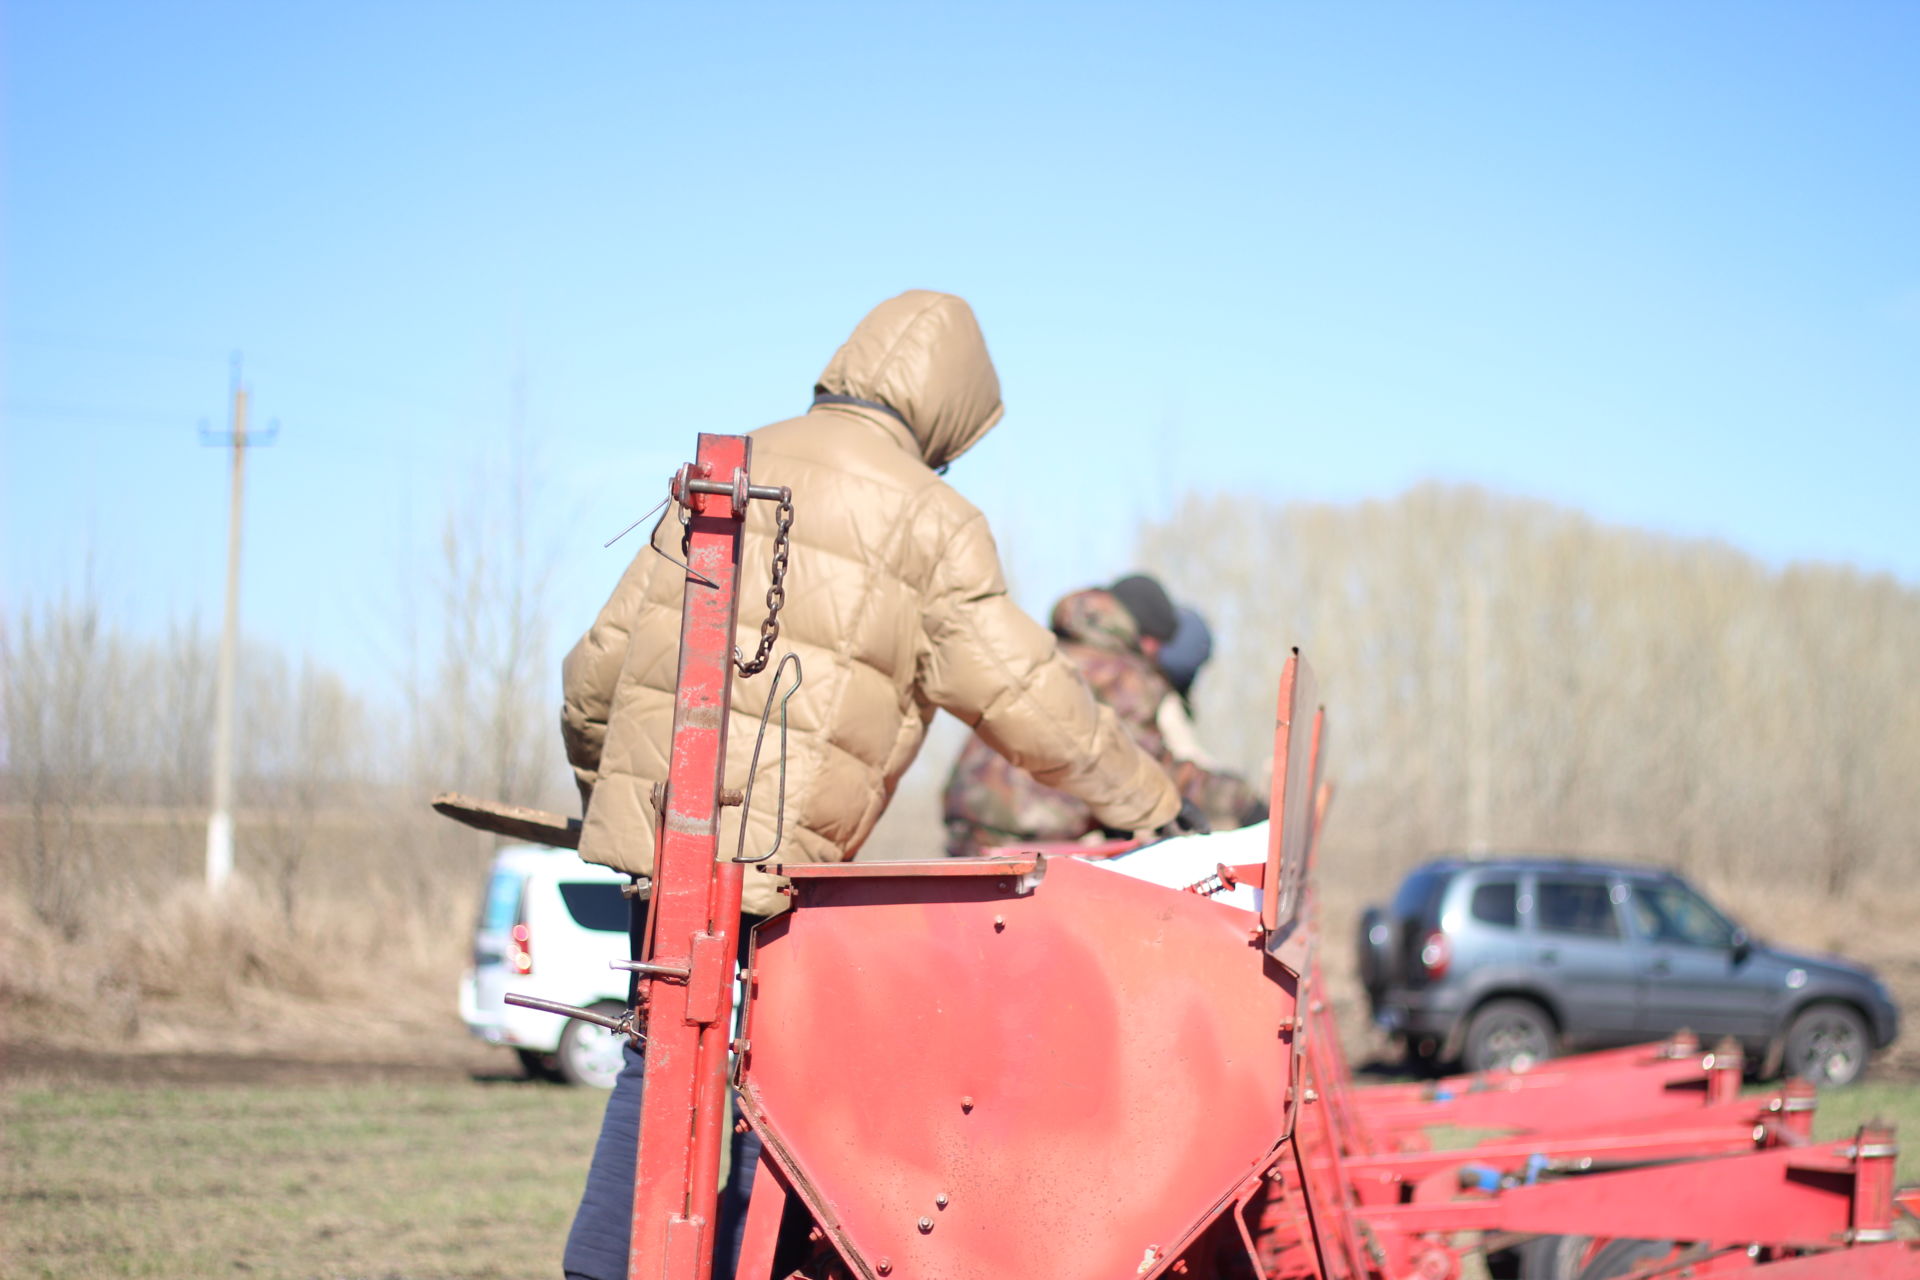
[612,960,692,981]
[504,994,640,1039]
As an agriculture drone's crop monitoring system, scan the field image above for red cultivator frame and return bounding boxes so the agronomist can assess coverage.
[513,432,1919,1280]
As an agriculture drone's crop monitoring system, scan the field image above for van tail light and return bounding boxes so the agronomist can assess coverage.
[510,923,533,975]
[1419,930,1450,979]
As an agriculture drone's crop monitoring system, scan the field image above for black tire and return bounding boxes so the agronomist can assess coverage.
[1575,1239,1678,1279]
[1463,998,1557,1074]
[1357,906,1393,1015]
[1503,1234,1596,1280]
[1783,1003,1872,1087]
[555,1002,629,1089]
[514,1047,559,1082]
[1403,1035,1442,1076]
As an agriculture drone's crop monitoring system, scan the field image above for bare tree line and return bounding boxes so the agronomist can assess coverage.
[7,478,1914,959]
[0,437,569,942]
[1139,484,1920,898]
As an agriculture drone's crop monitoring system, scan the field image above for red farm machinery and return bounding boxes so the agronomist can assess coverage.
[445,432,1920,1280]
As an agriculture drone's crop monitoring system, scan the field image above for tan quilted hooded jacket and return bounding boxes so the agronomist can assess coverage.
[560,290,1180,914]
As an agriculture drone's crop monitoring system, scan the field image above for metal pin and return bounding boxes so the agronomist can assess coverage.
[611,960,692,981]
[917,1217,934,1233]
[603,496,670,548]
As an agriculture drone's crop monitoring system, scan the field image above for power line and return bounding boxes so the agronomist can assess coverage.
[2,398,201,427]
[3,326,228,363]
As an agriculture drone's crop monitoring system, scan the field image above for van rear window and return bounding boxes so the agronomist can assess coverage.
[559,882,630,934]
[481,870,523,933]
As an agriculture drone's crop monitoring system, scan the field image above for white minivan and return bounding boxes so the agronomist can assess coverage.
[458,843,636,1088]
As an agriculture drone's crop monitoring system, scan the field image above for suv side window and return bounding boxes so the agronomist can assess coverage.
[1535,877,1621,938]
[1627,881,1735,948]
[1469,879,1519,928]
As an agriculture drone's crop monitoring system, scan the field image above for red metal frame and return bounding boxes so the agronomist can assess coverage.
[719,645,1917,1280]
[627,433,760,1280]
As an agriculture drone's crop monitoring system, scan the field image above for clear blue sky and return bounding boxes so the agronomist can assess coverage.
[6,1,1917,697]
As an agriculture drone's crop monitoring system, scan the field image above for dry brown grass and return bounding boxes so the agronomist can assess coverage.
[4,803,1915,1082]
[0,876,484,1064]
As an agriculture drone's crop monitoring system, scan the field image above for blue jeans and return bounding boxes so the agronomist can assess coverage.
[562,1041,762,1280]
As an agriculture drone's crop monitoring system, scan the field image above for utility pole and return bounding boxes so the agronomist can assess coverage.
[200,355,277,891]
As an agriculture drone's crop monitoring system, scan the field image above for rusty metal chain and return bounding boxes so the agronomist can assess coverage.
[735,488,793,676]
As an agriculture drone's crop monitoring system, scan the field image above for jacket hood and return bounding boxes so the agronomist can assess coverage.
[1050,589,1142,656]
[815,290,1005,471]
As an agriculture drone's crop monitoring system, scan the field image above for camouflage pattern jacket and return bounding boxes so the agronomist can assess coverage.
[941,589,1263,856]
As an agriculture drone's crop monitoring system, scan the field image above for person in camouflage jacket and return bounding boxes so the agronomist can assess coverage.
[941,578,1265,857]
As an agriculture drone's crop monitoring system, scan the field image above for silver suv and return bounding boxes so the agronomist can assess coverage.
[1359,855,1899,1084]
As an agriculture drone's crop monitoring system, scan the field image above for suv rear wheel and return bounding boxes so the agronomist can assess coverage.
[1464,998,1557,1074]
[1783,1003,1871,1087]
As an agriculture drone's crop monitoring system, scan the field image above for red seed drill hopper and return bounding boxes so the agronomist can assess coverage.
[469,432,1919,1280]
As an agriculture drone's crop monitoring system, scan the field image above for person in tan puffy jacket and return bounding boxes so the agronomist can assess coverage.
[558,289,1194,1280]
[560,289,1187,917]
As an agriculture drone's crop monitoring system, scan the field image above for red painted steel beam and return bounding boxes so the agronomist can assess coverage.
[732,1150,789,1280]
[1353,1054,1724,1136]
[1350,1034,1702,1109]
[629,433,753,1280]
[1341,1084,1815,1191]
[1357,1134,1875,1250]
[773,855,1041,880]
[1262,653,1320,942]
[1344,1116,1770,1184]
[1742,1242,1920,1277]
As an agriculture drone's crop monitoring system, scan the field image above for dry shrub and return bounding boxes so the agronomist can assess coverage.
[106,880,340,1003]
[0,875,479,1053]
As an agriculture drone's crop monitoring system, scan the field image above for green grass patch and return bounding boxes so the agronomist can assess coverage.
[1809,1080,1920,1185]
[6,1073,1917,1278]
[2,1078,609,1280]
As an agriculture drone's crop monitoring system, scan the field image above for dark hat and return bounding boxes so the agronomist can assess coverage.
[1108,573,1177,644]
[1159,606,1214,697]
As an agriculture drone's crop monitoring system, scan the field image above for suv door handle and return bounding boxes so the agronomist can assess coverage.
[1648,959,1672,975]
[1537,949,1558,965]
